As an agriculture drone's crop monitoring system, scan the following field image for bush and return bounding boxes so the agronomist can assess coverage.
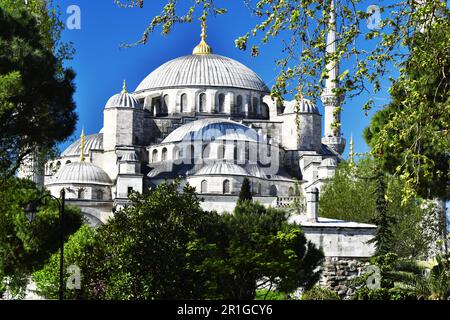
[255,289,287,300]
[301,286,340,300]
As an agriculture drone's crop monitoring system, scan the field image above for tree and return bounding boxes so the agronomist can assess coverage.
[0,178,83,298]
[0,3,77,179]
[319,156,440,259]
[237,177,252,204]
[33,181,324,300]
[368,165,396,256]
[186,201,324,299]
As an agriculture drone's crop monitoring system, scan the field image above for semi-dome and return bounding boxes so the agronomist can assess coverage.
[194,161,248,176]
[162,118,262,144]
[282,99,319,115]
[51,161,112,186]
[135,54,270,93]
[105,81,141,109]
[121,151,139,162]
[62,133,103,157]
[320,157,338,167]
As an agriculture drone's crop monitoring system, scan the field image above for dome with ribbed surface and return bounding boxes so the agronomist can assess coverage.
[62,133,103,157]
[162,118,262,144]
[320,157,338,167]
[121,152,139,162]
[105,92,141,109]
[282,99,319,114]
[194,162,248,176]
[51,162,112,185]
[135,54,269,93]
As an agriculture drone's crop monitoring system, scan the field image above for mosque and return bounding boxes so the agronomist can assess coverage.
[22,16,349,225]
[17,2,377,298]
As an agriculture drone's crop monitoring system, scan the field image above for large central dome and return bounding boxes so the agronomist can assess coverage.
[135,54,269,93]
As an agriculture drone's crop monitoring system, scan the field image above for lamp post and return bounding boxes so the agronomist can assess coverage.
[23,189,65,300]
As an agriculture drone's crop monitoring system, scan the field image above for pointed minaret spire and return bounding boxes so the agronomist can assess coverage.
[121,80,127,94]
[193,14,213,55]
[80,127,85,162]
[321,0,346,155]
[349,133,355,166]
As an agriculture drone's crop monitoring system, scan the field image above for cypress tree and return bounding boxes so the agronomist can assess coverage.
[238,177,252,204]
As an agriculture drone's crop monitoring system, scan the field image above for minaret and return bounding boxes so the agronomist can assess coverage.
[321,0,346,154]
[349,134,355,166]
[122,80,127,94]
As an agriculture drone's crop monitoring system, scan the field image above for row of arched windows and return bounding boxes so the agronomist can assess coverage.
[200,179,231,194]
[150,92,268,116]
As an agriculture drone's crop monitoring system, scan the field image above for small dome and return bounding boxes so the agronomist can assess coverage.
[194,162,248,176]
[105,91,141,109]
[121,152,139,162]
[162,118,262,144]
[50,162,112,186]
[135,54,269,93]
[283,99,319,115]
[62,133,103,157]
[320,157,338,167]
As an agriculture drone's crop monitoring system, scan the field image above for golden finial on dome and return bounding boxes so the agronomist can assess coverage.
[193,14,213,55]
[121,80,127,94]
[349,133,355,166]
[80,127,85,162]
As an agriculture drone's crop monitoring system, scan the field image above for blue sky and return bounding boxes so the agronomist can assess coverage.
[57,0,397,159]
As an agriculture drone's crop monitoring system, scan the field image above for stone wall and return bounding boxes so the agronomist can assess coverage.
[319,256,370,300]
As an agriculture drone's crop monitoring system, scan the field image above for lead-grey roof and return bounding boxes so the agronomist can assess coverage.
[162,118,263,144]
[50,161,112,186]
[62,133,103,157]
[105,92,141,109]
[194,161,249,176]
[282,99,319,115]
[135,54,270,93]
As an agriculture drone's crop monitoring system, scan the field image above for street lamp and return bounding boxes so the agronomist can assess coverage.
[23,189,66,300]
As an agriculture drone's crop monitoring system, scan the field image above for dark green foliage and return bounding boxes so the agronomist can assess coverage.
[255,289,287,300]
[319,157,438,259]
[301,286,340,300]
[368,165,396,256]
[0,178,82,297]
[187,200,324,299]
[354,287,415,301]
[33,181,324,300]
[237,177,252,203]
[0,3,77,178]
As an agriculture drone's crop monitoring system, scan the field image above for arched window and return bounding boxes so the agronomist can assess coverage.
[217,143,225,159]
[258,183,262,195]
[173,146,179,160]
[262,102,269,119]
[189,144,195,164]
[269,185,277,196]
[152,97,162,115]
[49,163,54,174]
[253,97,259,115]
[65,160,71,165]
[201,180,208,193]
[199,93,207,112]
[161,148,168,161]
[180,93,187,113]
[236,95,243,114]
[233,141,238,162]
[288,187,295,196]
[152,149,158,162]
[218,93,225,113]
[97,190,104,200]
[56,161,61,172]
[78,188,85,199]
[223,179,231,194]
[163,95,169,114]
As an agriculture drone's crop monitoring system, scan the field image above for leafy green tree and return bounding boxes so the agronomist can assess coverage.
[0,2,77,179]
[185,201,324,299]
[319,157,440,259]
[33,181,324,300]
[237,177,252,204]
[0,178,82,297]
